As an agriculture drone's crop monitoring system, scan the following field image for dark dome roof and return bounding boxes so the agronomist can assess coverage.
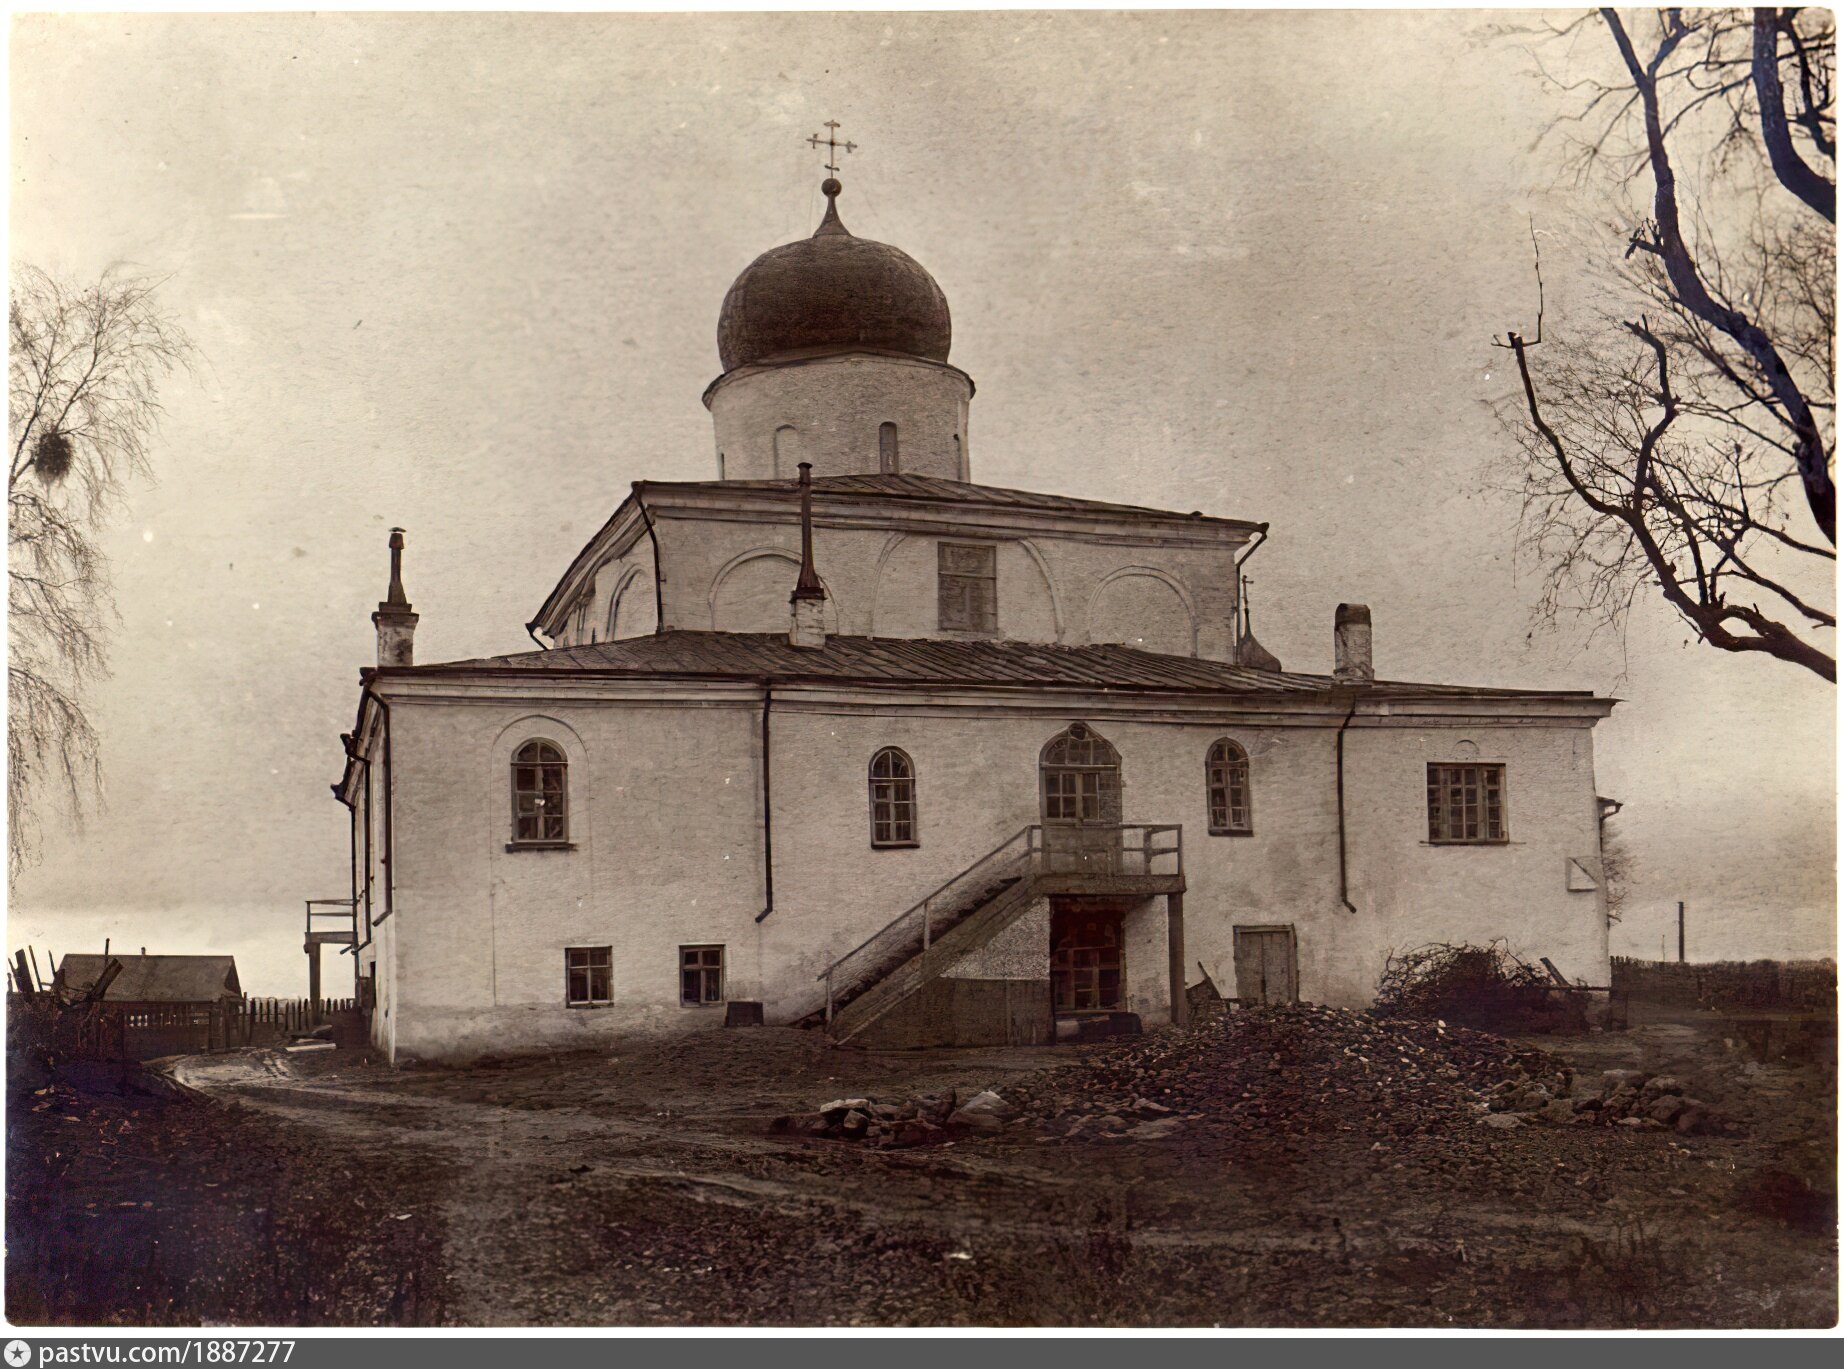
[717,181,951,372]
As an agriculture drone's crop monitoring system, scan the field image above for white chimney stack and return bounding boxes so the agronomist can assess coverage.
[1334,603,1372,684]
[372,528,418,667]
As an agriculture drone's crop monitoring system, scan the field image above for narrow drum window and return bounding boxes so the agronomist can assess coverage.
[938,542,998,632]
[680,945,724,1005]
[869,747,918,847]
[565,946,611,1007]
[879,422,899,474]
[1427,763,1508,844]
[1206,738,1253,835]
[773,425,798,479]
[511,740,568,843]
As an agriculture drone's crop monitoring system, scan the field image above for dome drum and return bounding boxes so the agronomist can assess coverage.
[708,351,972,482]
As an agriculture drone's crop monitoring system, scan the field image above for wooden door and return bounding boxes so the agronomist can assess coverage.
[1233,927,1297,1004]
[1040,724,1122,874]
[1050,905,1124,1012]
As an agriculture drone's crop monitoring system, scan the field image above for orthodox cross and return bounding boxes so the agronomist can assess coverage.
[807,121,856,176]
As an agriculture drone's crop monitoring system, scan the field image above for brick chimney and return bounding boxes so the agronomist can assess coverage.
[372,528,418,667]
[789,464,827,649]
[1334,603,1372,684]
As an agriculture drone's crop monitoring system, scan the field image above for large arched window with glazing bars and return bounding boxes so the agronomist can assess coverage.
[511,740,568,844]
[868,747,918,848]
[1206,738,1252,836]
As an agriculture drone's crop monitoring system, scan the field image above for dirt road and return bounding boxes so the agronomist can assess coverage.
[11,1006,1836,1327]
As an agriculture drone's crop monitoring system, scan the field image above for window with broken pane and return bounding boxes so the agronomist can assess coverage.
[937,541,997,632]
[1426,763,1507,844]
[565,945,611,1006]
[511,739,567,843]
[680,944,724,1006]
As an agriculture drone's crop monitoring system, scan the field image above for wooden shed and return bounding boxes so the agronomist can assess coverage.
[53,953,243,1059]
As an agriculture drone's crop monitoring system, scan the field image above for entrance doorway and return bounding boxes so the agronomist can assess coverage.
[1039,723,1122,873]
[1051,903,1124,1012]
[1232,925,1297,1004]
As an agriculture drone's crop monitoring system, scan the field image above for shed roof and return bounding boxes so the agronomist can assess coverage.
[56,954,242,1003]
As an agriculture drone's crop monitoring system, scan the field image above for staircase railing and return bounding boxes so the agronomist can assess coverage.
[818,825,1035,1025]
[815,822,1186,1025]
[1029,822,1184,878]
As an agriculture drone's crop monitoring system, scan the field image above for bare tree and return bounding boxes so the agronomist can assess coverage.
[1600,820,1632,925]
[1497,8,1835,680]
[8,265,193,878]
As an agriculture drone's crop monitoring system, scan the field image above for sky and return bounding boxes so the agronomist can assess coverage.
[8,9,1835,994]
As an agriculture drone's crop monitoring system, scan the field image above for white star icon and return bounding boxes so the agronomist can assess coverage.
[5,1341,30,1368]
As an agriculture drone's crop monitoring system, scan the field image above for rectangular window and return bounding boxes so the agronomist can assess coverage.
[680,945,724,1006]
[565,946,612,1007]
[938,542,998,633]
[1426,764,1508,844]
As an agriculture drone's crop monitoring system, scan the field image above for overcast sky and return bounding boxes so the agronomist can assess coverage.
[9,9,1834,993]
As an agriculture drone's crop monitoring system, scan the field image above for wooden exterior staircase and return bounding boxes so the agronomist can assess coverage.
[811,823,1184,1046]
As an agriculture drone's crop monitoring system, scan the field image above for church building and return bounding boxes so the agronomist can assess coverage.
[334,162,1616,1064]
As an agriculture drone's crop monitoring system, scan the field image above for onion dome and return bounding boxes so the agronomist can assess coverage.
[716,179,951,372]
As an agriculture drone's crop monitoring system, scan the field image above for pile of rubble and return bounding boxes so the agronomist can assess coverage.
[1002,1002,1576,1146]
[771,1089,1014,1149]
[771,1004,1738,1154]
[1483,1067,1735,1135]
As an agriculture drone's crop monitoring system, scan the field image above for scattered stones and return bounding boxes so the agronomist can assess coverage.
[1124,1117,1184,1140]
[946,1090,1017,1133]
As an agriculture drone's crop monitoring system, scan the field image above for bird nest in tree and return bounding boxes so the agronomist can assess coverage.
[32,429,73,483]
[1374,940,1571,1034]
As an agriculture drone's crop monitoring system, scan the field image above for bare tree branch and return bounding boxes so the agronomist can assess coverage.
[1754,7,1837,219]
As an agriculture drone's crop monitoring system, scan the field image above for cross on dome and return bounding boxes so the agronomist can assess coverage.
[806,120,856,177]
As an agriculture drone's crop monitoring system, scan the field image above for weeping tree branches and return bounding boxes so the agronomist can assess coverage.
[1499,8,1835,679]
[8,265,193,878]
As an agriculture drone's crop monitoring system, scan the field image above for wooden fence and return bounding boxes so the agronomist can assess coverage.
[1611,957,1836,1014]
[234,997,357,1046]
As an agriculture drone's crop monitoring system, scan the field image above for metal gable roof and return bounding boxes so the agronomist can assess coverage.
[643,473,1263,528]
[388,630,1596,701]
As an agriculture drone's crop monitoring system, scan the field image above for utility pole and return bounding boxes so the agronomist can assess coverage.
[1677,901,1686,963]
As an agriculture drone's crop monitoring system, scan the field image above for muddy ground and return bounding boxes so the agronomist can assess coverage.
[7,1001,1836,1328]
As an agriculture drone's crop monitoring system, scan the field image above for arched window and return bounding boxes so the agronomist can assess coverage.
[773,425,799,479]
[512,740,568,844]
[1040,723,1122,826]
[868,747,918,848]
[1206,738,1252,835]
[879,422,899,474]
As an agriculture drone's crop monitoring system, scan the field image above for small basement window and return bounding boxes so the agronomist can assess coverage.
[1427,763,1508,844]
[565,946,612,1007]
[680,945,724,1006]
[938,542,997,633]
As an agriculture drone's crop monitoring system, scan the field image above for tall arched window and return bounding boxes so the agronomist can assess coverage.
[512,740,568,844]
[1206,738,1252,835]
[879,422,899,474]
[773,425,799,479]
[868,747,918,848]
